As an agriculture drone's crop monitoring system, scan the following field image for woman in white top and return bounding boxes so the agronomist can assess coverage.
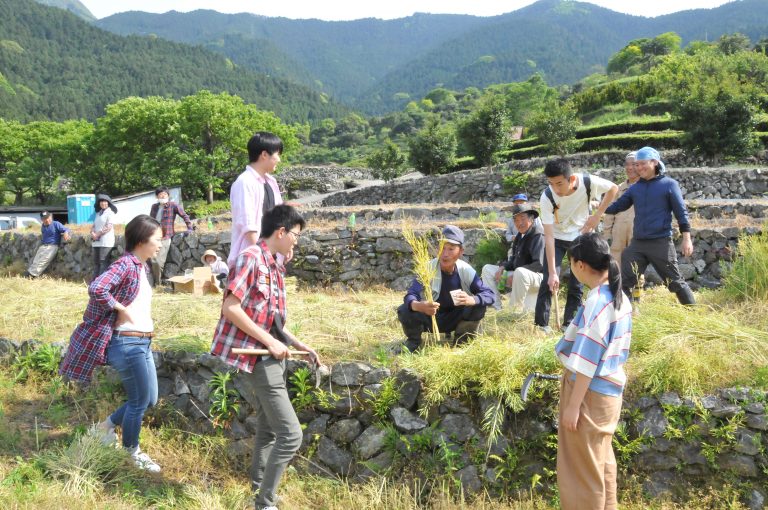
[83,214,164,472]
[91,194,118,278]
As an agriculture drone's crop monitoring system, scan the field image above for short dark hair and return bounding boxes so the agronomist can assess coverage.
[568,232,623,309]
[261,204,306,239]
[155,186,169,196]
[125,214,161,252]
[544,158,572,179]
[248,132,284,162]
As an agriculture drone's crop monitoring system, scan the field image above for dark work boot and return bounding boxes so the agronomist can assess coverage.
[402,338,422,353]
[453,320,480,346]
[675,286,696,305]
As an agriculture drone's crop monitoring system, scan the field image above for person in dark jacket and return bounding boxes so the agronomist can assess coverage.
[398,225,496,352]
[605,146,695,306]
[482,203,544,311]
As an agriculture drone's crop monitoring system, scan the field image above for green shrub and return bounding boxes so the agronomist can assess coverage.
[13,344,62,382]
[721,228,768,301]
[577,132,682,152]
[473,236,508,273]
[185,199,230,219]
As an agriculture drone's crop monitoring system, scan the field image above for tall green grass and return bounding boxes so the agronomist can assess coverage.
[721,228,768,301]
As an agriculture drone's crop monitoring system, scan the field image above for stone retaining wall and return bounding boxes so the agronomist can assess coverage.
[322,164,768,207]
[0,225,757,290]
[276,166,375,199]
[0,339,765,508]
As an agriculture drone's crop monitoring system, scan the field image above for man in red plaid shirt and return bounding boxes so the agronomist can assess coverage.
[148,186,193,285]
[210,204,319,510]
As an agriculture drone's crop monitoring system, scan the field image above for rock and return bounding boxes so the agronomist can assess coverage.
[636,452,678,471]
[642,471,676,498]
[331,362,373,386]
[721,387,752,402]
[746,413,768,431]
[439,397,471,414]
[718,453,758,477]
[735,429,760,456]
[327,418,363,444]
[395,369,421,409]
[317,436,353,476]
[678,263,697,280]
[455,465,483,495]
[658,392,682,406]
[678,444,707,465]
[363,367,391,385]
[439,414,478,442]
[226,438,251,463]
[711,402,742,418]
[352,425,388,460]
[229,419,250,440]
[634,396,657,410]
[747,489,766,510]
[302,414,331,447]
[745,403,765,414]
[636,407,668,438]
[390,407,428,433]
[0,338,19,358]
[156,377,174,398]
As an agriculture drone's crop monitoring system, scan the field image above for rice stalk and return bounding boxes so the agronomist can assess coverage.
[402,223,443,347]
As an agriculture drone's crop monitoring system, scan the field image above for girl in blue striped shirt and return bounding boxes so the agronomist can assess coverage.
[555,232,632,510]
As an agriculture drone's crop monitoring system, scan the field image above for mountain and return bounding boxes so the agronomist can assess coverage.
[96,0,768,114]
[34,0,95,21]
[96,10,488,104]
[0,0,349,123]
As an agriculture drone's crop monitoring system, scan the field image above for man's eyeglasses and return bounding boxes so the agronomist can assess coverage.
[287,230,302,240]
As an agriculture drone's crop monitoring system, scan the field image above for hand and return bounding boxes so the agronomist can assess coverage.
[494,268,503,283]
[304,347,321,367]
[548,272,560,293]
[415,301,440,316]
[285,248,294,264]
[681,237,693,258]
[267,339,290,360]
[62,233,71,242]
[580,215,600,234]
[562,403,581,432]
[115,307,136,328]
[182,231,190,238]
[506,273,514,288]
[91,232,98,241]
[452,291,475,307]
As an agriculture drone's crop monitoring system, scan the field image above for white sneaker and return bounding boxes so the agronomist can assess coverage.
[131,449,161,473]
[88,424,117,446]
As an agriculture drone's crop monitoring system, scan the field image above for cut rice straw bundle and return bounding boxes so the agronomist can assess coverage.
[402,223,445,348]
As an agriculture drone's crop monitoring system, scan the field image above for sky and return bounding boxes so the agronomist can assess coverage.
[80,0,734,21]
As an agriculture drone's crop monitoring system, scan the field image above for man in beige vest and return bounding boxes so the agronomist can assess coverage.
[603,152,638,266]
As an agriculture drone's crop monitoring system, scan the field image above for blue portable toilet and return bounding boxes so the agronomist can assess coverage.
[67,194,96,225]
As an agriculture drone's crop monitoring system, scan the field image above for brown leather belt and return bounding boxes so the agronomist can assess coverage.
[116,331,155,338]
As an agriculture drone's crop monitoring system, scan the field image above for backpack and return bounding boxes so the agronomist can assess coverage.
[544,173,592,219]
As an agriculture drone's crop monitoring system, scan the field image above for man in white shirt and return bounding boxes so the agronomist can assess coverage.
[535,158,618,332]
[228,132,285,268]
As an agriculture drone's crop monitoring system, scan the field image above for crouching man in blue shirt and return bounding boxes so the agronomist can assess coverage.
[397,225,496,352]
[604,146,695,305]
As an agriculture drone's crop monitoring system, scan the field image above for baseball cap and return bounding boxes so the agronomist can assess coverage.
[512,193,528,202]
[441,225,464,245]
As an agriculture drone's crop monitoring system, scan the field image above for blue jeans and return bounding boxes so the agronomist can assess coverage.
[106,333,158,449]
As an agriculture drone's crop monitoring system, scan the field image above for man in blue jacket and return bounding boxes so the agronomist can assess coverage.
[398,225,496,352]
[604,146,695,305]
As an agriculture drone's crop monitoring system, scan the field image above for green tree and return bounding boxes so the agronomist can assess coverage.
[717,33,751,55]
[457,95,511,166]
[366,140,407,182]
[528,102,581,156]
[675,89,757,160]
[176,90,297,203]
[407,119,457,175]
[0,119,91,204]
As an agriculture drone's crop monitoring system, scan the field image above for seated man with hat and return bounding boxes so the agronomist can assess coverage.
[397,225,496,352]
[482,203,544,311]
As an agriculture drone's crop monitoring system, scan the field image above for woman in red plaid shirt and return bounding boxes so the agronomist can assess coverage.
[211,204,320,510]
[60,214,164,472]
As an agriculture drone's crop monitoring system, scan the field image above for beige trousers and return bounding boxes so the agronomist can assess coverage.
[557,371,623,510]
[609,221,633,267]
[28,244,58,277]
[481,264,542,311]
[150,238,172,284]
